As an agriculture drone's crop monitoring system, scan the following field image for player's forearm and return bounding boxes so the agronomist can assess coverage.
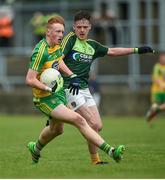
[25,69,48,91]
[107,48,134,56]
[59,60,74,77]
[107,46,155,56]
[26,76,48,91]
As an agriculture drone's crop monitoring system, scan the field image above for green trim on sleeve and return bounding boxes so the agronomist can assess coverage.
[134,47,138,54]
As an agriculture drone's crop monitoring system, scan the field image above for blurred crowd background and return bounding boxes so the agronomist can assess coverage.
[0,0,165,116]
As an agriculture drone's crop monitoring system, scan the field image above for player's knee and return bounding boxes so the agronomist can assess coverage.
[97,124,103,131]
[94,122,103,132]
[90,122,102,132]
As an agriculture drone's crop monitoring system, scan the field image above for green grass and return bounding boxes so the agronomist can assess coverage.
[0,114,165,178]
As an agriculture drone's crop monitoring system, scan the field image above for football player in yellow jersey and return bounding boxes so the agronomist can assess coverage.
[146,52,165,124]
[25,16,126,164]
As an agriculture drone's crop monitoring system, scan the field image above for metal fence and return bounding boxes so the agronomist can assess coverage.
[0,0,165,91]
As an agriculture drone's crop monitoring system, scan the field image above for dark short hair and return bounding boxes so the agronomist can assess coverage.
[74,10,91,22]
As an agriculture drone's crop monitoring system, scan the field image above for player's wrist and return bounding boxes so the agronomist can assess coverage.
[133,46,155,54]
[69,74,77,78]
[133,47,139,54]
[45,86,52,92]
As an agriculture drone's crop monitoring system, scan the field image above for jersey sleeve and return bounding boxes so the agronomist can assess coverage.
[61,32,76,56]
[92,40,108,59]
[29,45,46,72]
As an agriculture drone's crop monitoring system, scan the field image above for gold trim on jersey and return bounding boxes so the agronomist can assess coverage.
[61,32,75,52]
[32,42,47,70]
[48,45,61,54]
[39,103,52,114]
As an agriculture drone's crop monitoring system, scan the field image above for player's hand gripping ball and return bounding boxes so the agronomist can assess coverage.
[40,68,63,93]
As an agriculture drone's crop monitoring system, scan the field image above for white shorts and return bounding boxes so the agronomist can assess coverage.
[65,88,96,111]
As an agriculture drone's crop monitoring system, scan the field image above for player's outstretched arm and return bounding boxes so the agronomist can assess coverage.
[107,46,156,56]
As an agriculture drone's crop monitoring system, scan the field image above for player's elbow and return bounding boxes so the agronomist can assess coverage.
[107,48,118,56]
[25,76,33,86]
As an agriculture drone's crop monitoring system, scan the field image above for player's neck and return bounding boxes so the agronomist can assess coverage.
[46,37,56,47]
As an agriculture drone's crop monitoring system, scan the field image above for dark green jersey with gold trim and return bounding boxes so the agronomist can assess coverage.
[61,32,108,89]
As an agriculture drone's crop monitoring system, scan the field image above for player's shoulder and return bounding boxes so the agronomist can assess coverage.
[33,39,47,51]
[87,38,97,44]
[87,38,98,43]
[32,39,47,55]
[63,32,76,42]
[61,32,76,50]
[87,38,103,45]
[87,38,107,48]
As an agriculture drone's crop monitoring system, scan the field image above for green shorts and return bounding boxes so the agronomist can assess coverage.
[33,89,67,117]
[152,92,165,104]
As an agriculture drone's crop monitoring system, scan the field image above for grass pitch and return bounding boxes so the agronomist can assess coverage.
[0,114,165,178]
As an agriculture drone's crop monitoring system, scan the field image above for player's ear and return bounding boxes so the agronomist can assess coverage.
[46,28,51,36]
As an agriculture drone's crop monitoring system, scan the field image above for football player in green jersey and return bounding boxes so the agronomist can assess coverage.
[26,15,125,164]
[60,10,155,165]
[146,52,165,125]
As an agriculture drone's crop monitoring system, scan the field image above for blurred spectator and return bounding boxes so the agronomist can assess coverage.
[30,12,45,42]
[146,52,165,125]
[89,72,101,108]
[30,12,59,43]
[92,1,118,45]
[0,5,14,47]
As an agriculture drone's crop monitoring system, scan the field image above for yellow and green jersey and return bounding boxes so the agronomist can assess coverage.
[29,38,63,98]
[61,32,108,89]
[151,63,165,93]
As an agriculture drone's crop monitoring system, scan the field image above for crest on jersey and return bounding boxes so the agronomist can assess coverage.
[71,101,77,108]
[52,61,59,69]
